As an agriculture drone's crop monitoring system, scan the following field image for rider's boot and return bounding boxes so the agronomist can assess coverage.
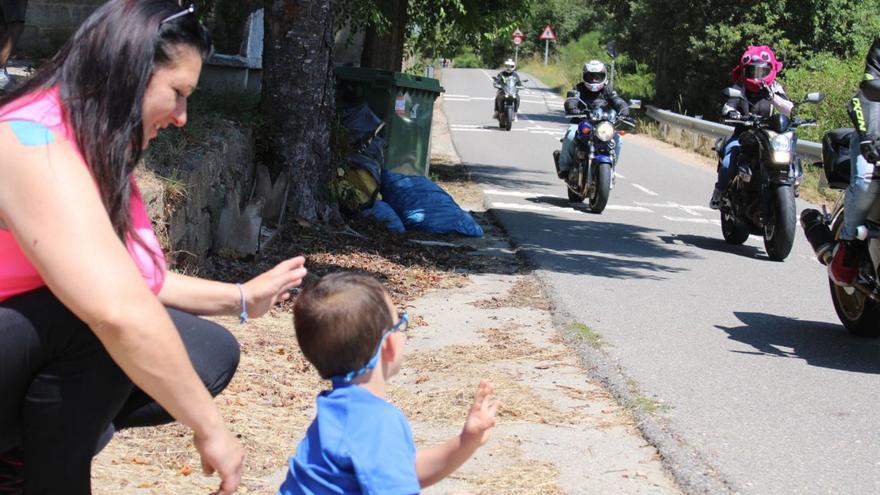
[709,188,723,210]
[553,150,565,179]
[829,240,862,287]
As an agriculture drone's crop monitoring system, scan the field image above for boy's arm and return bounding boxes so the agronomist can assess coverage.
[415,435,479,488]
[415,380,499,488]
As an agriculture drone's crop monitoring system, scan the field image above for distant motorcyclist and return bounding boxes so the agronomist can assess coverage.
[493,59,522,120]
[709,45,793,209]
[554,60,629,179]
[828,38,880,286]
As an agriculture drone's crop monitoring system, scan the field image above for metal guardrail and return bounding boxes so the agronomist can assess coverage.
[645,105,822,162]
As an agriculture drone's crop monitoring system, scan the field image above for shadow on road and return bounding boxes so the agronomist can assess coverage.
[659,234,769,260]
[487,208,692,280]
[716,311,880,374]
[466,163,556,190]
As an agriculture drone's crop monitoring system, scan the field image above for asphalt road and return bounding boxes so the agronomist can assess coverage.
[441,68,880,494]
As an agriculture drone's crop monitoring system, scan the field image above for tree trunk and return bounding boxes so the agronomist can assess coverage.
[360,0,407,71]
[262,0,337,222]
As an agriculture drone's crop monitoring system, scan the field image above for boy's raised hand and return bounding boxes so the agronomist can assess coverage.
[461,379,500,447]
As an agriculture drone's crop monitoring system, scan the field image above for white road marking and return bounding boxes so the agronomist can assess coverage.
[449,127,491,133]
[632,184,659,196]
[664,216,722,226]
[604,205,654,212]
[484,189,536,198]
[490,202,555,212]
[614,172,626,179]
[635,201,711,217]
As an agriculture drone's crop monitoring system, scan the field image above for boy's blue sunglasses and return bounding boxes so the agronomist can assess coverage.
[331,312,409,386]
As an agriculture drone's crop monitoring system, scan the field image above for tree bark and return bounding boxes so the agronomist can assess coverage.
[262,0,337,222]
[360,0,407,71]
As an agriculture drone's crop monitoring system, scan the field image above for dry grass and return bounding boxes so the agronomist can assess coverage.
[471,276,551,311]
[94,313,325,494]
[449,442,567,495]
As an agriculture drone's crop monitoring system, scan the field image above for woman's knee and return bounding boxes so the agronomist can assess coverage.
[168,309,240,396]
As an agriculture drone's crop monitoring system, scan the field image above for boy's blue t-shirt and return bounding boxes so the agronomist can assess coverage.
[277,384,420,495]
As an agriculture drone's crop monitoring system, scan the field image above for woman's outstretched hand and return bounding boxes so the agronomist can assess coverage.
[194,426,244,495]
[242,256,307,318]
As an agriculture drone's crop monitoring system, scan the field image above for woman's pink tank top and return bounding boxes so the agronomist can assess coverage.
[0,88,166,302]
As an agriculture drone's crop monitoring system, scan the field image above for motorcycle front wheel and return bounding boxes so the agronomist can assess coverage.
[721,209,750,245]
[588,163,612,214]
[763,185,796,261]
[829,218,880,337]
[504,107,514,131]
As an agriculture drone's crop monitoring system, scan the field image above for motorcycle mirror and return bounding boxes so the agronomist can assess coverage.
[629,99,642,109]
[566,90,578,98]
[803,92,825,104]
[605,41,618,59]
[523,79,530,83]
[723,87,744,99]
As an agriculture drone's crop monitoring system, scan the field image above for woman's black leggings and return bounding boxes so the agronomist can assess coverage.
[0,287,241,494]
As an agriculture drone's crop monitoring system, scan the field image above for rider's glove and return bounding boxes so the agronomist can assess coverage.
[860,138,880,163]
[564,98,582,115]
[726,110,742,120]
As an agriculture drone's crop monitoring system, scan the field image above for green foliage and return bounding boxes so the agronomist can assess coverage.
[451,46,483,68]
[780,53,863,142]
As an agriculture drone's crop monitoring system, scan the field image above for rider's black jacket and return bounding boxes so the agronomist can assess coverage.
[566,83,630,117]
[850,38,880,143]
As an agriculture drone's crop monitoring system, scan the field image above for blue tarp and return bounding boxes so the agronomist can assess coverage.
[380,170,483,237]
[357,200,406,233]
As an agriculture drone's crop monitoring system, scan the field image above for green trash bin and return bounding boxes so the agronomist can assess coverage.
[335,66,444,176]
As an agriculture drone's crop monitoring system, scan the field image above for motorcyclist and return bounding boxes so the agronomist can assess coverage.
[828,38,880,286]
[553,60,630,179]
[709,45,793,209]
[493,59,522,120]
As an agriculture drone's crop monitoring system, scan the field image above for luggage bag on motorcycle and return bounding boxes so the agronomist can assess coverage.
[821,128,855,189]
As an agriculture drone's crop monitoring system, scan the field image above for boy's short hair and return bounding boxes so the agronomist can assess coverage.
[293,272,394,379]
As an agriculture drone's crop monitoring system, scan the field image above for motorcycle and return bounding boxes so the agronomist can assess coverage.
[493,76,525,131]
[715,88,823,261]
[801,128,880,336]
[555,95,638,213]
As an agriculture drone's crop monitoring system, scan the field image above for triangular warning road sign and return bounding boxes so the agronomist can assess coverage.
[539,25,556,41]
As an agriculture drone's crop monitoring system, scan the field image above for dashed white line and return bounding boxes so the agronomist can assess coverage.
[604,205,654,213]
[663,216,721,226]
[635,201,712,217]
[632,184,659,196]
[483,189,545,198]
[490,202,555,212]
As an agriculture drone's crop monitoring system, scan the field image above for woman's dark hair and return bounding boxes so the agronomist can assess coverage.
[0,0,212,240]
[293,273,394,380]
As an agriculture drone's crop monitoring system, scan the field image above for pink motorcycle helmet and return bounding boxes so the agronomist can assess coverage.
[730,45,783,93]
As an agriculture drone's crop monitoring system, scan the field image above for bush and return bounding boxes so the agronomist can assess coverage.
[451,46,483,68]
[525,32,656,100]
[779,52,863,142]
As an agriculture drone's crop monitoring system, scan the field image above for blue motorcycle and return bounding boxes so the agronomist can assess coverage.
[557,103,636,213]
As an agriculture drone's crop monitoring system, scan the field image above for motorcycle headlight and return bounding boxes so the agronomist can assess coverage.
[770,132,793,164]
[596,122,615,142]
[770,133,792,151]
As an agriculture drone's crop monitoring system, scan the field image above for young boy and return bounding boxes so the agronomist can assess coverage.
[278,272,499,495]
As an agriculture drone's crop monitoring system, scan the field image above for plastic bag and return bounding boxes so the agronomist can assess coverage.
[380,170,483,237]
[357,200,406,233]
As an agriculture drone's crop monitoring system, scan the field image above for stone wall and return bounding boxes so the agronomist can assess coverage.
[18,0,103,57]
[138,121,256,267]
